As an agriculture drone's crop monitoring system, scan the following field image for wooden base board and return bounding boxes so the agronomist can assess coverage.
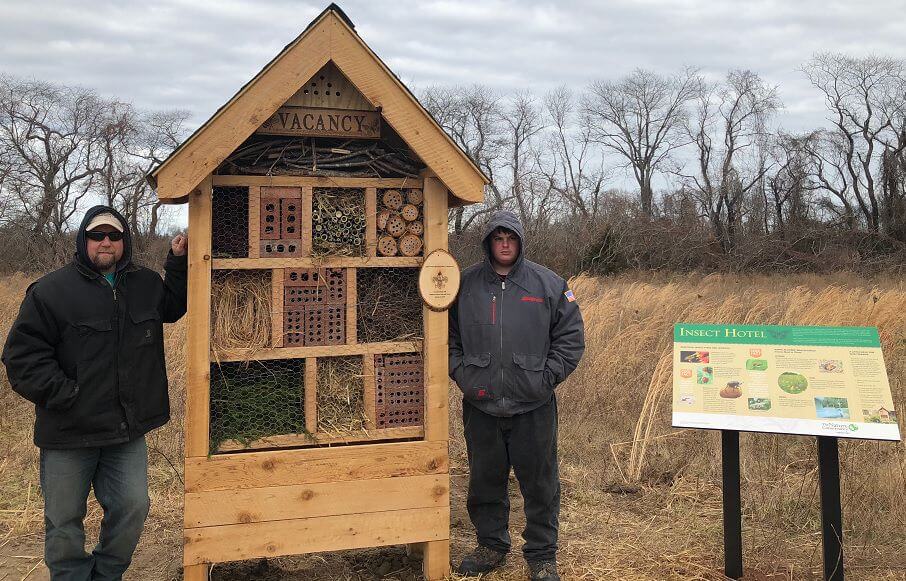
[183,506,449,566]
[215,425,423,453]
[185,473,448,528]
[185,440,447,493]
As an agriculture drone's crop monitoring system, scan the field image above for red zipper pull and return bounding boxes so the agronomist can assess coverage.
[491,295,497,325]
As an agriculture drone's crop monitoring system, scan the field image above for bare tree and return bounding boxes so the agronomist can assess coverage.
[767,132,820,237]
[500,92,547,233]
[421,85,505,234]
[803,53,904,231]
[0,76,109,264]
[96,106,189,241]
[540,86,609,222]
[584,68,701,216]
[682,70,779,251]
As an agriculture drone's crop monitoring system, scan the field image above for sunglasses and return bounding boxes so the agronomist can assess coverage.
[86,230,124,242]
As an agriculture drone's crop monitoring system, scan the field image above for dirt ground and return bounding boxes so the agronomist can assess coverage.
[2,470,902,581]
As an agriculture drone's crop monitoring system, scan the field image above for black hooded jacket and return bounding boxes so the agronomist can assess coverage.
[2,205,187,448]
[449,210,585,417]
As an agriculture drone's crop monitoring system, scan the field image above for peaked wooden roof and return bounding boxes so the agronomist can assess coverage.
[149,4,487,204]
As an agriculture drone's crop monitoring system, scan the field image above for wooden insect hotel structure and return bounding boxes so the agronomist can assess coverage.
[148,5,486,579]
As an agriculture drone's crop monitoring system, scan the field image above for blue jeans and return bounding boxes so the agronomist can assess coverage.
[39,436,150,581]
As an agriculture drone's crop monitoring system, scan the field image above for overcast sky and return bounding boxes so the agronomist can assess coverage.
[3,0,905,133]
[2,0,905,228]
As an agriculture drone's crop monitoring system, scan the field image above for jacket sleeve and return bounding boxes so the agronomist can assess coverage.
[448,296,465,386]
[544,280,585,390]
[2,284,80,410]
[159,250,188,323]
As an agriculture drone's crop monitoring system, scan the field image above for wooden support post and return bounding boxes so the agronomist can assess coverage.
[248,185,261,259]
[365,186,377,257]
[421,175,449,443]
[423,539,451,580]
[362,353,376,430]
[186,176,213,458]
[345,268,357,344]
[416,173,451,575]
[183,564,209,581]
[272,269,284,348]
[305,357,318,434]
[301,185,313,257]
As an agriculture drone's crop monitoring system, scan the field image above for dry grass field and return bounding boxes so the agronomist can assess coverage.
[0,271,904,580]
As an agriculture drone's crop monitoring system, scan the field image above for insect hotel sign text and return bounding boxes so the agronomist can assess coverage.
[149,6,487,580]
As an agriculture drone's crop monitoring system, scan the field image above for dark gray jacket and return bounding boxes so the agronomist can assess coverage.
[449,211,585,417]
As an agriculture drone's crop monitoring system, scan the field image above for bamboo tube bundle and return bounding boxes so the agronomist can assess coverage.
[312,187,366,255]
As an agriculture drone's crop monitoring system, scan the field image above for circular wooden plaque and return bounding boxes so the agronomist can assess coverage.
[418,249,461,311]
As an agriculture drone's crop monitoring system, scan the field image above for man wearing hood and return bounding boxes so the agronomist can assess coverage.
[449,210,584,580]
[2,206,187,580]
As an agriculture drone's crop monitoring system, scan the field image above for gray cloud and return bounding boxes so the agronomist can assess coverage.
[2,1,905,134]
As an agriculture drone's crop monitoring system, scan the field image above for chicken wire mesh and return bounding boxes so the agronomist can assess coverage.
[356,267,423,343]
[209,359,306,453]
[312,187,366,256]
[316,356,366,436]
[376,188,424,257]
[212,186,249,258]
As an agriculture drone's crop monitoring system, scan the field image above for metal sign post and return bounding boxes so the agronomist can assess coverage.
[721,430,743,580]
[818,436,845,581]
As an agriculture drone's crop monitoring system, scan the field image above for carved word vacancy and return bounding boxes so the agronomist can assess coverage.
[257,106,381,139]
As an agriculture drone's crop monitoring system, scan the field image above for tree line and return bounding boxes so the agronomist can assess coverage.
[424,53,906,275]
[2,52,905,275]
[0,75,189,271]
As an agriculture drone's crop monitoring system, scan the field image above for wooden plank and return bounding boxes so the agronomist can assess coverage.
[185,473,448,527]
[152,11,486,203]
[345,268,357,344]
[185,176,213,458]
[184,440,448,493]
[212,175,422,189]
[248,185,261,259]
[183,564,209,581]
[305,357,318,435]
[362,353,376,430]
[301,186,313,257]
[213,340,422,363]
[423,540,451,580]
[421,176,450,443]
[216,425,423,453]
[212,256,422,270]
[152,18,331,199]
[183,506,449,566]
[271,269,284,348]
[283,61,374,111]
[327,14,487,201]
[365,187,377,257]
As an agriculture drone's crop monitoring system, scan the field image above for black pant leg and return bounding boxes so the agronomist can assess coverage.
[463,400,512,554]
[509,396,560,562]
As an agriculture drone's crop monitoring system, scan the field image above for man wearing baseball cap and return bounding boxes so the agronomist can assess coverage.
[3,205,188,580]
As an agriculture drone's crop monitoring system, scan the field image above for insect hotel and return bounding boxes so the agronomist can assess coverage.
[148,5,486,579]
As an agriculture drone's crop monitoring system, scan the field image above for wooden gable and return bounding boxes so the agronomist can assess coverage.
[150,6,487,205]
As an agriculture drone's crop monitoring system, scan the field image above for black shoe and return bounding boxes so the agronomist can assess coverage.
[456,545,507,576]
[528,560,560,580]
